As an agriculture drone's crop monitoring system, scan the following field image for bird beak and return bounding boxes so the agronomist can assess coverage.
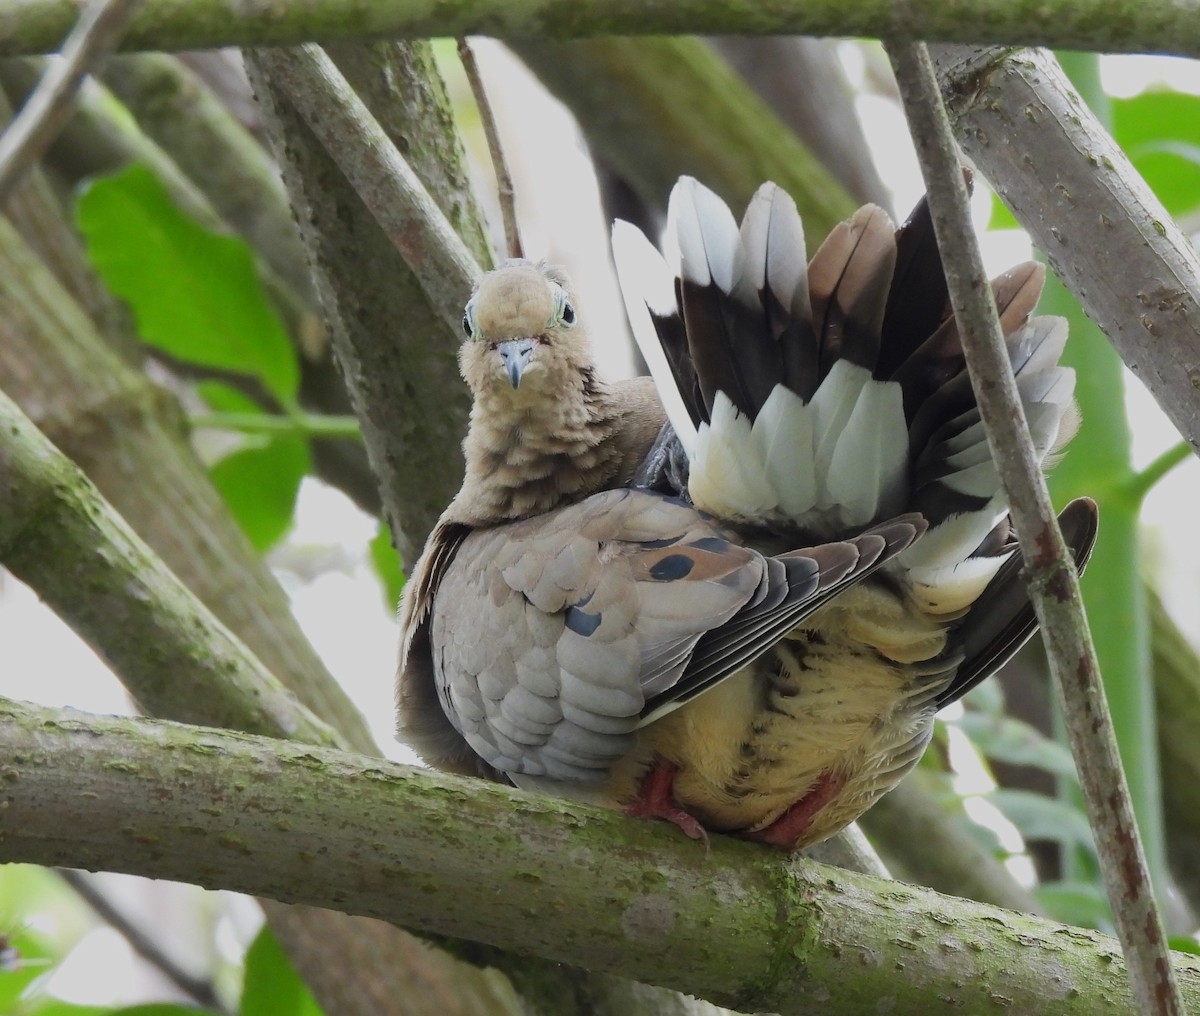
[497,338,536,389]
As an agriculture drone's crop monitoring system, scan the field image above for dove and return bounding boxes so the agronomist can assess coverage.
[397,184,1097,850]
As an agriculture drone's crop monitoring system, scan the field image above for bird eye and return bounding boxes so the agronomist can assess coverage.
[461,314,472,338]
[548,284,576,329]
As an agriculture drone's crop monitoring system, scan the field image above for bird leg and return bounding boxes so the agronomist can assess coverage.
[626,757,709,845]
[742,769,845,849]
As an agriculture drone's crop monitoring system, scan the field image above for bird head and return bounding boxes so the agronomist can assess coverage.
[458,260,589,402]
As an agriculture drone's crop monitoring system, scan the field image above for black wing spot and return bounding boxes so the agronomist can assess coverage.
[649,553,695,581]
[688,536,730,553]
[565,605,602,637]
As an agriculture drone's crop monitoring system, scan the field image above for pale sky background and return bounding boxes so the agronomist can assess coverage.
[2,44,1199,1007]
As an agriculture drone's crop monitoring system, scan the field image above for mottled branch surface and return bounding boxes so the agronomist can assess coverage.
[0,385,337,744]
[5,698,1200,1016]
[933,45,1200,453]
[241,42,735,1016]
[6,0,1200,58]
[243,42,486,561]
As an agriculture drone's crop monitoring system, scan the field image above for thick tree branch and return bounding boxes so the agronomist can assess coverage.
[0,163,537,1015]
[3,697,1199,1016]
[6,1,1200,59]
[243,43,483,560]
[932,45,1200,455]
[0,382,338,745]
[0,213,373,748]
[885,40,1182,1015]
[0,85,143,362]
[249,45,479,335]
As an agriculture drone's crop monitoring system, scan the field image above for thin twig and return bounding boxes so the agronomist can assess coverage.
[0,0,142,204]
[884,39,1183,1016]
[57,869,230,1014]
[456,38,522,260]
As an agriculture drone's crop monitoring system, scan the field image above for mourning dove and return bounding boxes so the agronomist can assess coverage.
[397,181,1097,849]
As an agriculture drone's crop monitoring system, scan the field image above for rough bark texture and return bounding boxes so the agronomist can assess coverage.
[243,42,484,562]
[240,42,734,1016]
[0,383,335,744]
[933,44,1200,454]
[889,41,1179,1014]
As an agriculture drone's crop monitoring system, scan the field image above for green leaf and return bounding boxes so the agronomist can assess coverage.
[987,788,1096,852]
[1113,89,1200,217]
[241,927,324,1016]
[955,711,1080,781]
[209,434,310,553]
[112,1006,220,1015]
[370,520,405,611]
[76,165,298,403]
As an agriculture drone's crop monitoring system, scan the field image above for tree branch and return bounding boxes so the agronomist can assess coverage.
[243,43,483,560]
[931,45,1200,455]
[3,697,1199,1016]
[0,385,338,745]
[0,0,141,202]
[457,38,519,260]
[0,176,537,1016]
[7,1,1200,59]
[885,39,1182,1015]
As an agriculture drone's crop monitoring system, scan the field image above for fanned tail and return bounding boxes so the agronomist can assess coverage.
[613,176,1080,614]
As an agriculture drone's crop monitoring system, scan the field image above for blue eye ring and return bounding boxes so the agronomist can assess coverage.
[547,283,576,329]
[462,297,481,340]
